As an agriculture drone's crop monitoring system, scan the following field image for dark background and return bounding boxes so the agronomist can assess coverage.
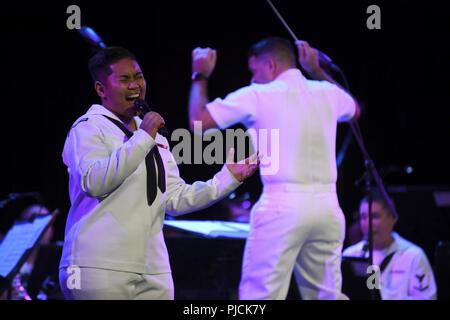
[1,0,449,258]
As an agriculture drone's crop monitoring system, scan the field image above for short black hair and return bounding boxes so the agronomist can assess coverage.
[248,37,296,66]
[0,195,45,236]
[360,188,399,219]
[88,46,137,83]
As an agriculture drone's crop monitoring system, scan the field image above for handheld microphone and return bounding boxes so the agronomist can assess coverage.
[78,26,107,50]
[133,99,169,138]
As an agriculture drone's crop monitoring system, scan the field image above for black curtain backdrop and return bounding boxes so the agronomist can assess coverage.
[1,0,449,245]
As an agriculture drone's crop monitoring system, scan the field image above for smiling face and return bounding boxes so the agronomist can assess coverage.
[95,57,146,121]
[359,200,397,249]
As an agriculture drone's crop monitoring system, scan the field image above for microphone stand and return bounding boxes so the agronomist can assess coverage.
[347,119,400,299]
[327,55,399,299]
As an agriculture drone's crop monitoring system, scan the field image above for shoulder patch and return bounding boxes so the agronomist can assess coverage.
[71,117,89,129]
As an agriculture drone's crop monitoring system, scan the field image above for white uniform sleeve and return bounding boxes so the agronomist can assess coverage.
[325,83,356,122]
[342,245,363,257]
[407,250,438,300]
[164,152,242,216]
[64,119,155,198]
[206,86,258,129]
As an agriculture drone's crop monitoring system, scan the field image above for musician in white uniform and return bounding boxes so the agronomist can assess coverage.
[343,190,437,300]
[188,37,360,299]
[59,47,259,300]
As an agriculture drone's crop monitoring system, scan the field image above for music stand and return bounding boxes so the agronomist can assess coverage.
[26,242,63,300]
[164,220,250,239]
[341,256,375,300]
[0,211,57,298]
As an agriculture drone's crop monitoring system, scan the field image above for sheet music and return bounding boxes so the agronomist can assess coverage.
[164,220,249,239]
[0,215,52,278]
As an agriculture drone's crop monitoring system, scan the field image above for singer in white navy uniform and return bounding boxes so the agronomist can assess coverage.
[59,47,259,300]
[343,190,437,300]
[188,37,360,299]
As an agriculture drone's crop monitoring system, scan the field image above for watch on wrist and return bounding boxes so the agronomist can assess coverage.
[191,72,208,81]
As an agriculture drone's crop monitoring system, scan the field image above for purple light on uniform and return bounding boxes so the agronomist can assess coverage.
[242,200,252,210]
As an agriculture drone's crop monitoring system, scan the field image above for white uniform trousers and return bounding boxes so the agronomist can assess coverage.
[59,267,174,300]
[239,183,348,300]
